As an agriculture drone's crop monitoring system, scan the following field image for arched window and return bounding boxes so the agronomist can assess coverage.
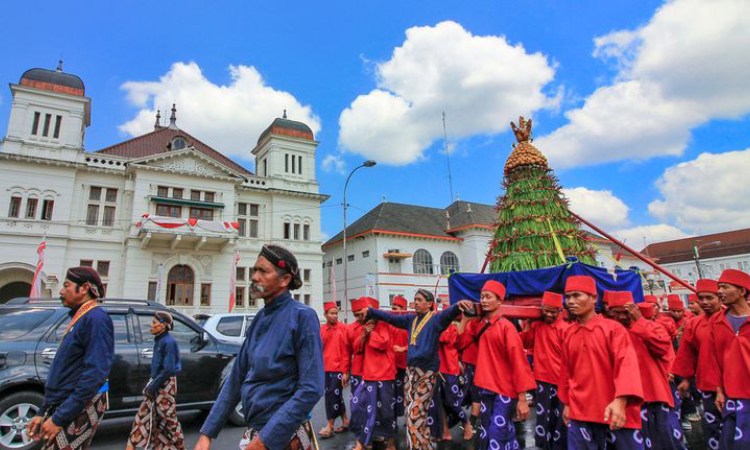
[167,264,194,306]
[440,251,460,275]
[413,249,434,275]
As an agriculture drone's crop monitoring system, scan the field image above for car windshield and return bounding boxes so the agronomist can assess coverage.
[0,308,55,340]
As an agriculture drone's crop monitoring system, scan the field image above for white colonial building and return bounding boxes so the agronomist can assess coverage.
[322,200,496,318]
[0,65,329,316]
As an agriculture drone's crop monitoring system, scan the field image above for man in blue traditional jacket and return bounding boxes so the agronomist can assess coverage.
[195,245,324,450]
[366,289,474,449]
[27,266,114,450]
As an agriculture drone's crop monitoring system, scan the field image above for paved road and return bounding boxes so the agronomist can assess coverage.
[89,393,705,450]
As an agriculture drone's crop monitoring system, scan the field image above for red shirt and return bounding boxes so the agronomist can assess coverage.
[672,313,721,392]
[438,324,460,375]
[321,321,350,373]
[347,322,364,377]
[474,315,536,398]
[354,321,396,381]
[627,318,674,406]
[559,314,643,429]
[392,327,408,370]
[456,318,480,365]
[656,314,678,339]
[520,318,565,385]
[710,310,750,399]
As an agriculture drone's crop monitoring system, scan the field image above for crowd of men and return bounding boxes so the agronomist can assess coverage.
[319,268,750,450]
[27,244,750,450]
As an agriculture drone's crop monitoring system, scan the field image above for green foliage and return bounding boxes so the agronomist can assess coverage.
[488,166,596,272]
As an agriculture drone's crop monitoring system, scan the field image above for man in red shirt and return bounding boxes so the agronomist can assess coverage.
[457,309,482,440]
[346,299,366,438]
[559,275,644,450]
[606,291,684,449]
[711,269,750,449]
[687,294,703,318]
[349,297,397,450]
[472,280,536,450]
[428,303,468,442]
[520,291,567,450]
[391,295,409,419]
[319,302,350,438]
[672,279,723,449]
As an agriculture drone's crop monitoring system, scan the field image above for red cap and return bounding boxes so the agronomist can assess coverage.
[637,303,656,319]
[687,294,698,303]
[695,279,719,294]
[603,291,633,308]
[369,297,380,309]
[644,294,658,304]
[392,295,408,308]
[667,294,684,311]
[564,275,597,296]
[351,297,370,312]
[542,291,563,308]
[718,269,750,292]
[482,280,506,300]
[323,301,338,313]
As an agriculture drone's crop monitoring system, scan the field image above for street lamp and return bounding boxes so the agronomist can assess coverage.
[693,240,721,279]
[342,160,376,322]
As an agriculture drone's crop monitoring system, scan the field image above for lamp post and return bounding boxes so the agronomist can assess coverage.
[693,240,721,279]
[342,160,376,322]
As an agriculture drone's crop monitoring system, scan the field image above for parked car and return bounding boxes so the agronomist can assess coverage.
[0,298,244,450]
[200,313,256,345]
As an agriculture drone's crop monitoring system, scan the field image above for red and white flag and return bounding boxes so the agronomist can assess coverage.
[228,249,241,312]
[30,239,46,297]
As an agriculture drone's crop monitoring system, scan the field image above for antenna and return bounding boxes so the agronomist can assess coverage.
[442,111,454,203]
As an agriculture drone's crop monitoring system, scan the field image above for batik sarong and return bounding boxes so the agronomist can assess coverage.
[41,392,107,450]
[477,389,518,450]
[324,372,346,421]
[348,375,363,435]
[428,373,467,437]
[640,402,685,450]
[395,368,406,417]
[533,381,566,450]
[720,398,750,450]
[462,363,480,407]
[700,391,721,450]
[404,366,437,450]
[127,377,185,450]
[567,420,645,450]
[239,421,317,450]
[349,380,396,444]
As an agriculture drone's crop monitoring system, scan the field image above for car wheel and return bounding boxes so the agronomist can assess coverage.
[0,391,44,450]
[228,401,244,426]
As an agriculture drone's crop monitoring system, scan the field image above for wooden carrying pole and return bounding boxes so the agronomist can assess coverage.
[568,210,696,293]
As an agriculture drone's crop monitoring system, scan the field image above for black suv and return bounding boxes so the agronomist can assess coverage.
[0,298,244,450]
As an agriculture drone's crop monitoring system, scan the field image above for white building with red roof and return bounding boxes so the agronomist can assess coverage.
[0,64,329,316]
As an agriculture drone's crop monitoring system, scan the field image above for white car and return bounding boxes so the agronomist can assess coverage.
[199,313,256,344]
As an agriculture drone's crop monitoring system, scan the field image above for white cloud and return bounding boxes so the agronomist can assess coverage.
[562,187,630,230]
[538,0,750,168]
[648,149,750,234]
[612,224,690,249]
[321,154,347,174]
[118,62,321,159]
[338,21,558,165]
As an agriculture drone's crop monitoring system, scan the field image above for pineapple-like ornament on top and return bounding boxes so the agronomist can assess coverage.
[488,116,596,272]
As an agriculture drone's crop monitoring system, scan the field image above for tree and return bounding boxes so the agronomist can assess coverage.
[487,116,596,272]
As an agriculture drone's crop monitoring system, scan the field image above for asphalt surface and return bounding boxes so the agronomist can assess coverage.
[89,391,706,450]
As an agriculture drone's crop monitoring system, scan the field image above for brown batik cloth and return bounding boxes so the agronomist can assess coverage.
[127,377,185,450]
[238,421,317,450]
[404,366,438,450]
[41,392,107,450]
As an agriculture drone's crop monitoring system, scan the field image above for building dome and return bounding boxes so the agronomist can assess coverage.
[20,67,85,97]
[257,116,314,144]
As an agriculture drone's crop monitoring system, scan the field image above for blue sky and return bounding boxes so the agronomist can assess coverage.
[1,0,749,248]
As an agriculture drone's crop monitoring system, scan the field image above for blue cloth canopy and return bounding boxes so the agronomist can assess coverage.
[448,261,644,306]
